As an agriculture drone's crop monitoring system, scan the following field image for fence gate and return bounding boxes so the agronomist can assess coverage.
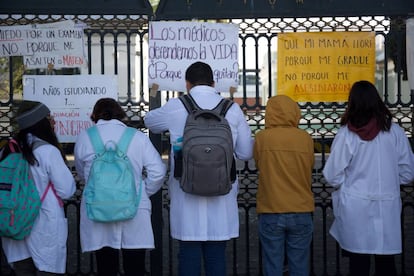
[1,0,413,275]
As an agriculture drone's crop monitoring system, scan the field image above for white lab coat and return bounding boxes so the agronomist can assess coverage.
[144,85,254,241]
[323,123,414,254]
[2,135,76,273]
[74,119,166,252]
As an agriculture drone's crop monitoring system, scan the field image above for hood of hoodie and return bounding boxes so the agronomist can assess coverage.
[265,95,301,129]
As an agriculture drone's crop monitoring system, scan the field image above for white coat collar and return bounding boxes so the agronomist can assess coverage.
[95,119,126,127]
[189,85,219,95]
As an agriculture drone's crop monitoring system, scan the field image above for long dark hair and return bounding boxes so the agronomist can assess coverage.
[340,80,392,131]
[15,117,66,165]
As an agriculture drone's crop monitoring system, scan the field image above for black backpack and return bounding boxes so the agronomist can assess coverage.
[176,94,236,196]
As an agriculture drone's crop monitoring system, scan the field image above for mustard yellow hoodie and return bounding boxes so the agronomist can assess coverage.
[254,95,315,213]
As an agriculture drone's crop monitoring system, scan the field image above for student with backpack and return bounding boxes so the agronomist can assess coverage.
[74,98,166,276]
[0,100,76,275]
[144,61,253,276]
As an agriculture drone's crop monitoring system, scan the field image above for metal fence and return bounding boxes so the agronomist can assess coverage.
[1,13,413,276]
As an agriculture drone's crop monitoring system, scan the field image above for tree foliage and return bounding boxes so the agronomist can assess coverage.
[0,56,24,101]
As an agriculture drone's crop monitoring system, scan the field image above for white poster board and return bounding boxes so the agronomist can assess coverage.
[0,25,34,56]
[0,20,87,69]
[23,75,117,143]
[148,21,239,93]
[407,18,414,91]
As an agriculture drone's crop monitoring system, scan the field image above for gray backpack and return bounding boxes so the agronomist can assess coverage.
[178,94,235,196]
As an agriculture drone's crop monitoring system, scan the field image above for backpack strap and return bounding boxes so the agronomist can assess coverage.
[87,126,105,154]
[213,98,234,117]
[180,94,233,116]
[117,127,136,154]
[31,140,64,207]
[8,139,20,153]
[213,99,236,182]
[179,94,200,114]
[41,181,64,207]
[87,126,135,154]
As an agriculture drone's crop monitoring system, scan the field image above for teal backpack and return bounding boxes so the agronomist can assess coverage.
[0,140,51,240]
[84,126,141,223]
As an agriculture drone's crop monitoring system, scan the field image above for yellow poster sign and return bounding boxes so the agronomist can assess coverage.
[277,32,375,102]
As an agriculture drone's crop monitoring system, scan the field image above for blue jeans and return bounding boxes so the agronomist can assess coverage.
[178,240,227,276]
[259,213,313,276]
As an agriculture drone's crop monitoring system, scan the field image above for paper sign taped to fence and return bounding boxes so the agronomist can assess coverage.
[277,32,375,102]
[0,25,34,56]
[22,74,117,142]
[0,20,87,69]
[148,21,239,93]
[22,27,86,69]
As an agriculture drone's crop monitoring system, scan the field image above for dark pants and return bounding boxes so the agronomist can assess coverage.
[95,247,146,276]
[13,258,59,276]
[343,250,397,276]
[178,240,227,276]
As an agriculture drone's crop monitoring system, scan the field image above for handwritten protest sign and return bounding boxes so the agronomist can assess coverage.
[148,21,239,93]
[0,20,86,69]
[23,75,117,142]
[277,32,375,102]
[22,28,86,69]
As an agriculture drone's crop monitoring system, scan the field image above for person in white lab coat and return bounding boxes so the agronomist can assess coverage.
[144,61,253,276]
[1,100,76,275]
[74,98,166,276]
[323,81,414,276]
